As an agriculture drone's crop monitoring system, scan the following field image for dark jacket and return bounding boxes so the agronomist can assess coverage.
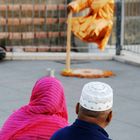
[50,119,111,140]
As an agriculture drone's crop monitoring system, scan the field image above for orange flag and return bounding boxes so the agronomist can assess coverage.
[68,0,114,50]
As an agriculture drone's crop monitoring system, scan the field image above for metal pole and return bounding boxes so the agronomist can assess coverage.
[19,0,22,46]
[116,0,124,55]
[5,0,8,46]
[38,0,41,46]
[121,0,125,50]
[44,0,47,45]
[32,0,35,45]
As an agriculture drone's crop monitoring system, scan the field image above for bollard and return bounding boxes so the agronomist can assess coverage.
[46,68,55,77]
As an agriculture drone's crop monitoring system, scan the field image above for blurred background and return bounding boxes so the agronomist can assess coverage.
[0,0,139,54]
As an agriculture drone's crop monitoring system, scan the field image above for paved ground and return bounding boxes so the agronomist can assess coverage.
[0,59,140,140]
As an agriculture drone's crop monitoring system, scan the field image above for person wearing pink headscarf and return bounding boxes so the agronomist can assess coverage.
[0,77,68,140]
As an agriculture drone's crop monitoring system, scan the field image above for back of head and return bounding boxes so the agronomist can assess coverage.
[77,81,113,127]
[28,77,68,119]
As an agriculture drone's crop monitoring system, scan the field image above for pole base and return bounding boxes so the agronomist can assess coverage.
[61,69,115,78]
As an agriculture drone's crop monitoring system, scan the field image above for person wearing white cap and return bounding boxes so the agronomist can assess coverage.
[50,81,113,140]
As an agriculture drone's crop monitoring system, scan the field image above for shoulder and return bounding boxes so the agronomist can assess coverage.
[50,126,70,140]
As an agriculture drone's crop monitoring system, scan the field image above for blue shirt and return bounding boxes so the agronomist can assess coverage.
[50,119,111,140]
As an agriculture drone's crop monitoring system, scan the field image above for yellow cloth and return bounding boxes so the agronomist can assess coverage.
[68,0,114,50]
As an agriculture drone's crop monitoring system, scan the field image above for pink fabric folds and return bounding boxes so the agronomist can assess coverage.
[0,77,68,140]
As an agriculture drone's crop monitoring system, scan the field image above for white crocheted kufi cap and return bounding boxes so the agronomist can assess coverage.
[79,82,113,111]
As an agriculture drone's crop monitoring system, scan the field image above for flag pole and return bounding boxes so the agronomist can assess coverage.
[66,10,72,71]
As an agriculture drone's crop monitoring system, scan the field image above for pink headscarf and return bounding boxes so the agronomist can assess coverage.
[0,77,68,140]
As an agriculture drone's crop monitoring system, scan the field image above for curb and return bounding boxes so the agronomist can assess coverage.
[4,52,140,67]
[113,50,140,67]
[5,52,114,61]
[113,55,140,67]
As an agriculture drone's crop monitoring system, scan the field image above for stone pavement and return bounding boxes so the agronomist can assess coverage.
[0,59,140,140]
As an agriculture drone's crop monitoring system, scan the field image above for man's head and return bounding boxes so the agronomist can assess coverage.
[76,82,113,128]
